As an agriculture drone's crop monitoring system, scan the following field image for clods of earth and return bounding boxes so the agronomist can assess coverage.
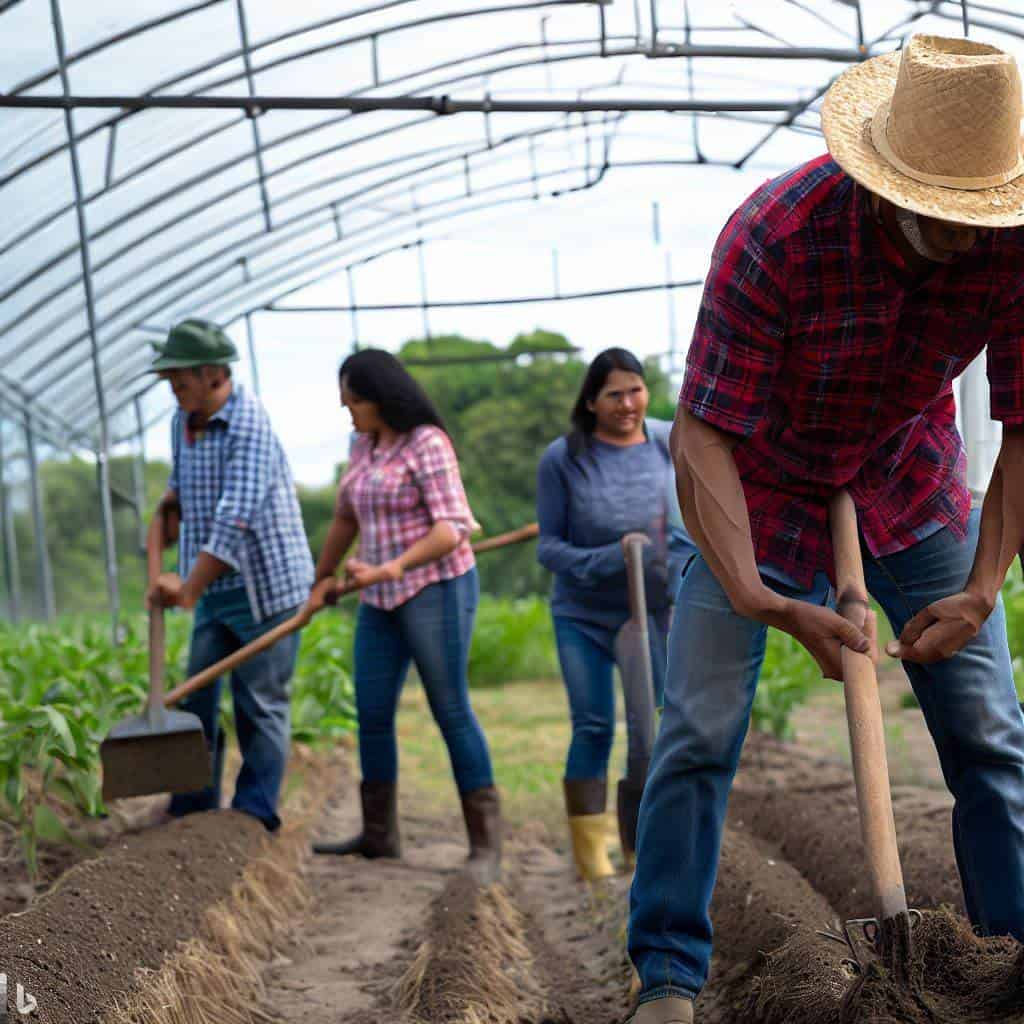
[4,734,1024,1023]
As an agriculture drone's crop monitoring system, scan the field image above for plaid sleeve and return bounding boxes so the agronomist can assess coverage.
[987,289,1024,426]
[411,428,478,537]
[679,209,787,438]
[203,405,276,569]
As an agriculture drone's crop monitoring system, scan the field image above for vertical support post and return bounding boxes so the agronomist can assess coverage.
[132,397,148,555]
[665,251,678,371]
[551,248,561,298]
[0,421,22,624]
[346,265,360,350]
[417,237,431,340]
[50,0,121,640]
[24,415,55,621]
[235,0,273,232]
[961,0,970,36]
[245,313,261,396]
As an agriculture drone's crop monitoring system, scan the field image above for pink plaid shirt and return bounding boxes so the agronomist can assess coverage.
[337,425,478,609]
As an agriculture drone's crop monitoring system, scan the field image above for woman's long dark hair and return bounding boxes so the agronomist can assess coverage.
[339,348,449,435]
[567,347,646,456]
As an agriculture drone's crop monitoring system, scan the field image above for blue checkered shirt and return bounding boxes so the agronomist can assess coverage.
[168,386,314,622]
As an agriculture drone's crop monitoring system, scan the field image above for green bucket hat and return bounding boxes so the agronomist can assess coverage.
[149,318,239,372]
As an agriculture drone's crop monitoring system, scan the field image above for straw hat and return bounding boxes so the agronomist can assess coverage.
[822,34,1024,227]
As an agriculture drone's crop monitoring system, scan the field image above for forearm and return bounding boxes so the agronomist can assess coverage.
[673,410,782,620]
[395,521,460,573]
[965,430,1024,609]
[182,551,230,606]
[316,515,358,580]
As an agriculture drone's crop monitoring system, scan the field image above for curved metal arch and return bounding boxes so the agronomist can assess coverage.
[0,36,645,318]
[39,121,630,412]
[0,0,605,192]
[15,104,626,385]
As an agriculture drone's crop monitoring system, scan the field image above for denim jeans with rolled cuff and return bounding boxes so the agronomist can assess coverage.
[628,509,1024,1002]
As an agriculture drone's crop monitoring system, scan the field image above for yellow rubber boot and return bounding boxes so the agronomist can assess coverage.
[563,778,615,881]
[568,814,616,880]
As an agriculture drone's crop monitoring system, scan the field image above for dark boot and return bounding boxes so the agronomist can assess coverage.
[564,778,614,881]
[616,777,646,868]
[312,780,400,858]
[460,785,503,885]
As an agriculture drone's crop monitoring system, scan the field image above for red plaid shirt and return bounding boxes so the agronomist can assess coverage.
[681,155,1024,588]
[337,425,478,609]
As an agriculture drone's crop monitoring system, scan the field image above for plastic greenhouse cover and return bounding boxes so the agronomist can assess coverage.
[0,0,1022,450]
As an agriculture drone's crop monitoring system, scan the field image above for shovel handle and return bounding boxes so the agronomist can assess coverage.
[622,533,651,625]
[829,490,908,922]
[147,508,167,713]
[162,523,540,709]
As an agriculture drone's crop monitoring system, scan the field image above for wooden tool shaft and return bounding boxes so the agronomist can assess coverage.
[622,533,650,625]
[830,490,908,922]
[471,521,539,553]
[162,522,540,709]
[147,510,166,714]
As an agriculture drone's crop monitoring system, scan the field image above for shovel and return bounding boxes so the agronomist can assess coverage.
[100,512,211,801]
[829,490,915,974]
[102,521,541,801]
[614,532,659,864]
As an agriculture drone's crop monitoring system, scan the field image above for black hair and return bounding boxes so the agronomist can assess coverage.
[567,347,646,457]
[338,348,449,435]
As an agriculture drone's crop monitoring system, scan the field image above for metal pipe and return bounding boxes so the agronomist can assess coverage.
[245,313,261,396]
[24,415,55,620]
[132,397,148,555]
[269,278,703,312]
[49,0,121,639]
[0,91,804,113]
[0,422,22,623]
[235,0,273,232]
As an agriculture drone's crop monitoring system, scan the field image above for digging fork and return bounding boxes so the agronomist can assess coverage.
[828,490,918,980]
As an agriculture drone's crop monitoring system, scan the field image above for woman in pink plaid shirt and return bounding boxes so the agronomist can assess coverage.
[306,349,502,884]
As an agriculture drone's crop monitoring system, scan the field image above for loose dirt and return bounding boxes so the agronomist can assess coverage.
[5,729,1022,1024]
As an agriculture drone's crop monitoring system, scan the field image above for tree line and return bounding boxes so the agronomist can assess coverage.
[0,332,675,618]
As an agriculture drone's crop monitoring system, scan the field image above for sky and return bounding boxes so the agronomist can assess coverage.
[72,0,1017,492]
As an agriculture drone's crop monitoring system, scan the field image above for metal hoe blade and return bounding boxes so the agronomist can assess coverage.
[100,706,211,801]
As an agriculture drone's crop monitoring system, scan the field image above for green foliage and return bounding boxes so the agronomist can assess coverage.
[752,629,821,739]
[0,594,556,869]
[468,597,558,685]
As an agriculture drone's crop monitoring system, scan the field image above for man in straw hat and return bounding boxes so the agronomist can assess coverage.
[625,35,1024,1023]
[146,318,314,832]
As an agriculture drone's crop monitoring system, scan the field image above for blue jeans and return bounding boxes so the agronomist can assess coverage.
[355,568,493,794]
[168,587,301,831]
[628,509,1024,1003]
[554,614,669,780]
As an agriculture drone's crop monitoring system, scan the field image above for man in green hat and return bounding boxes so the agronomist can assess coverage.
[147,318,314,831]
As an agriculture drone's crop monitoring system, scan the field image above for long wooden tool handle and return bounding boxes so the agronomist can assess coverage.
[147,510,166,714]
[622,533,650,625]
[471,522,539,554]
[163,522,540,708]
[829,490,908,922]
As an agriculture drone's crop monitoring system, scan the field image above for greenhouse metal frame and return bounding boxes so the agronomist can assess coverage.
[0,0,1016,629]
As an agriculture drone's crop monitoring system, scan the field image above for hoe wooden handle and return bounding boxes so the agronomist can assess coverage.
[162,522,541,708]
[471,521,539,553]
[829,490,908,922]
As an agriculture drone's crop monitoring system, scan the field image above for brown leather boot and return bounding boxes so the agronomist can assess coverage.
[616,776,646,868]
[460,785,502,885]
[312,780,400,858]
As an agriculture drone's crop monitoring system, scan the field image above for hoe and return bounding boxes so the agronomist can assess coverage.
[100,522,540,803]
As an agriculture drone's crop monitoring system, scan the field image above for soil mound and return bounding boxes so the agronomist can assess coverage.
[743,909,1024,1022]
[0,810,266,1024]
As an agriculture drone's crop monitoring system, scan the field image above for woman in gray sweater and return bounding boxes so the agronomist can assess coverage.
[537,348,692,880]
